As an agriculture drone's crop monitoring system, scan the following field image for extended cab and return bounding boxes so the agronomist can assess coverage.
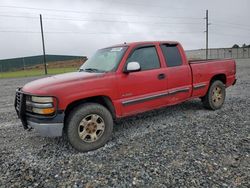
[15,41,236,152]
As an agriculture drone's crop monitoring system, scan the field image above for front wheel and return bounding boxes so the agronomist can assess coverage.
[201,80,226,110]
[66,103,113,152]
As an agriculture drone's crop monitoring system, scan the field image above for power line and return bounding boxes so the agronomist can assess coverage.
[0,2,185,13]
[211,20,250,28]
[0,30,203,35]
[44,17,202,25]
[0,5,201,20]
[0,14,37,19]
[0,13,203,23]
[100,0,184,9]
[2,7,248,32]
[212,23,250,32]
[0,14,203,25]
[212,32,250,38]
[1,9,248,38]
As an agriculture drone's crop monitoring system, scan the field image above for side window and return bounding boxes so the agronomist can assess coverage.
[161,44,183,67]
[126,46,160,71]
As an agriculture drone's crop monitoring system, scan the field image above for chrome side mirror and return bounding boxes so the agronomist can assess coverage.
[125,62,141,73]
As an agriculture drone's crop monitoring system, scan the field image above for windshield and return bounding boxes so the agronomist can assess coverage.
[80,46,127,72]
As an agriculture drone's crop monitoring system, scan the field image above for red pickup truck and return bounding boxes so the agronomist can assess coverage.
[15,41,236,152]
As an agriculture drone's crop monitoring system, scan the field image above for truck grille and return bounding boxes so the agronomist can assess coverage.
[15,88,28,129]
[15,91,21,111]
[15,89,25,116]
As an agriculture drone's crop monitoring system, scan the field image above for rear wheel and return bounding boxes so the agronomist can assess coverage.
[202,80,226,110]
[66,103,113,152]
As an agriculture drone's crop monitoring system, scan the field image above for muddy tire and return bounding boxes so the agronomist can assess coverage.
[202,80,226,110]
[65,103,113,152]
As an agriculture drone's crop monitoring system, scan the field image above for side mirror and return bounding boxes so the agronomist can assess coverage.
[125,62,141,73]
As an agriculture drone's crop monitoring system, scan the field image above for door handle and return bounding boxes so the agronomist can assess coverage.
[158,73,166,80]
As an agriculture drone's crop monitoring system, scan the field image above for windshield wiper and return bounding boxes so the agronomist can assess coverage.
[81,68,104,73]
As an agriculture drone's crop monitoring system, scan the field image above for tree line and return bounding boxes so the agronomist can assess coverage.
[232,44,250,48]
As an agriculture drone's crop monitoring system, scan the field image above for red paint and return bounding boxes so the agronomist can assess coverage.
[21,41,236,118]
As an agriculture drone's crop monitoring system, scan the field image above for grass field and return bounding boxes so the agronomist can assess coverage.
[0,67,78,78]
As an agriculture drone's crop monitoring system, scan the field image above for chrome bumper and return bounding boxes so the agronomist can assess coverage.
[27,121,63,137]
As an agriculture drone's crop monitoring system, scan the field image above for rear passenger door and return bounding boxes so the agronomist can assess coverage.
[160,44,192,103]
[118,45,168,116]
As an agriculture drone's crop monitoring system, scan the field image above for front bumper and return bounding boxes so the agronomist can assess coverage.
[27,121,63,137]
[26,112,64,137]
[15,88,64,137]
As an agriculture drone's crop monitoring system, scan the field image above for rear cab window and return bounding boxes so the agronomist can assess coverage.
[160,44,183,67]
[126,46,160,71]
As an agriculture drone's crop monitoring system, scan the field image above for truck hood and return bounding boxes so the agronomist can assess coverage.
[22,72,104,95]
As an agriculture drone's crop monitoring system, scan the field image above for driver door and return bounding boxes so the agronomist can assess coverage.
[117,45,168,116]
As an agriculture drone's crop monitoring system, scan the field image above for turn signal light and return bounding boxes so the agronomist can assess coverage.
[32,107,55,115]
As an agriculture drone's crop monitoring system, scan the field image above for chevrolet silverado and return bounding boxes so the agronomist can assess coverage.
[15,41,236,152]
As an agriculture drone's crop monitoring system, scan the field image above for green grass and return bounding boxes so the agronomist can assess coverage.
[0,67,78,79]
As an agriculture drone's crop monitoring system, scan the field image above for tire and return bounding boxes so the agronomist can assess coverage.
[202,80,226,110]
[65,103,113,152]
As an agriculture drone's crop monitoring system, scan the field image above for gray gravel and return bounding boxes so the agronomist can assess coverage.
[0,59,250,187]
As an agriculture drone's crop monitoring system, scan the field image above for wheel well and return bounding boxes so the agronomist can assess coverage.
[64,96,116,121]
[210,74,226,85]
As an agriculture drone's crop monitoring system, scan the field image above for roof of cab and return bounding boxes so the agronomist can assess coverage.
[108,41,180,48]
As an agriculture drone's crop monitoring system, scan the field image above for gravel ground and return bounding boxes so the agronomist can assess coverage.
[0,59,249,187]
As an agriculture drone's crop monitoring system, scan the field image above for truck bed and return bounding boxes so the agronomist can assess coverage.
[189,58,236,98]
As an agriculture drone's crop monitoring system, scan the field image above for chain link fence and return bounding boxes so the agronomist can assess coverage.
[0,55,87,78]
[186,47,250,60]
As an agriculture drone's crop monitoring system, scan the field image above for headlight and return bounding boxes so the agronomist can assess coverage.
[31,96,53,103]
[26,96,55,115]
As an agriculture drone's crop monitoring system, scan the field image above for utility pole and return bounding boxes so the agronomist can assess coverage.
[205,10,209,60]
[40,14,47,75]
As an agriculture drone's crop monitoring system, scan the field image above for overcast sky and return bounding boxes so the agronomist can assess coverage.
[0,0,249,59]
